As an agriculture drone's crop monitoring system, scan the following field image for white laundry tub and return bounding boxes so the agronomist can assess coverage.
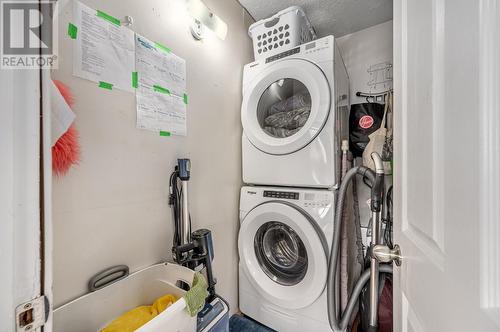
[53,263,197,332]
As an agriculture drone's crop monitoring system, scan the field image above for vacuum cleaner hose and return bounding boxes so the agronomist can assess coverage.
[327,166,392,332]
[336,264,393,331]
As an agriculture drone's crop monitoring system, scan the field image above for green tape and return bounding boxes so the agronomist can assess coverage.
[183,93,188,104]
[154,42,171,53]
[68,23,77,39]
[153,85,170,95]
[159,131,171,137]
[96,10,121,26]
[98,81,113,90]
[132,72,138,88]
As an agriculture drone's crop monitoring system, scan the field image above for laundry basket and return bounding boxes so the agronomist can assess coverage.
[248,6,316,59]
[53,263,197,332]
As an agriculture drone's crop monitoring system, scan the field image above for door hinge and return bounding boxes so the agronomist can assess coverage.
[15,296,49,331]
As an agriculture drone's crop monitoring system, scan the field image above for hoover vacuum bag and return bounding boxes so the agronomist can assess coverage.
[349,103,385,157]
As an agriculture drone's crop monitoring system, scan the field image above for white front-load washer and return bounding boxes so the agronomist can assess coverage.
[238,186,335,332]
[241,35,349,188]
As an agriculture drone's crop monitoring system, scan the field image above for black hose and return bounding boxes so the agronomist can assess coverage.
[169,168,193,264]
[169,169,182,248]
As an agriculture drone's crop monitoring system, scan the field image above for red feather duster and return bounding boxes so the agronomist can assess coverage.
[52,80,80,176]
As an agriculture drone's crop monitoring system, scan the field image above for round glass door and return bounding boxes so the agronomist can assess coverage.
[241,59,331,155]
[257,79,312,139]
[254,221,308,286]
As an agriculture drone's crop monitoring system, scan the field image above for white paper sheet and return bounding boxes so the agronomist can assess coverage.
[50,80,76,146]
[73,1,135,92]
[136,86,187,136]
[135,35,187,136]
[135,35,186,96]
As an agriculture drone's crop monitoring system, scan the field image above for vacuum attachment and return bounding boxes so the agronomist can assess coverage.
[174,229,217,301]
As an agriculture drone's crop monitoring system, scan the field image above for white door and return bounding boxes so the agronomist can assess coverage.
[238,202,328,309]
[394,0,500,330]
[241,59,331,155]
[0,69,52,331]
[0,4,53,328]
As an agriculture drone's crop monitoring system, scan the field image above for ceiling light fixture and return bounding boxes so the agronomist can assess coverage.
[186,0,227,41]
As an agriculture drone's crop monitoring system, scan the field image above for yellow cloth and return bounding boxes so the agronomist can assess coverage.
[101,294,177,332]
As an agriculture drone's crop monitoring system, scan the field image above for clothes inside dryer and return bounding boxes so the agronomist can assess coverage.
[257,78,311,138]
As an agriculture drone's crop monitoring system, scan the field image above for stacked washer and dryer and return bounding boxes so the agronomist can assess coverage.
[238,7,350,332]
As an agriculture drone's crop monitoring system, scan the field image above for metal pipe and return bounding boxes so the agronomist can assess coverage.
[181,180,190,245]
[177,159,191,246]
[368,152,384,331]
[369,210,381,328]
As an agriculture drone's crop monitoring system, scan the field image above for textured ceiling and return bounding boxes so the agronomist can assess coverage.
[238,0,393,37]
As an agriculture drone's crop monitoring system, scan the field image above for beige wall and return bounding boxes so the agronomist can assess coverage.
[52,0,253,314]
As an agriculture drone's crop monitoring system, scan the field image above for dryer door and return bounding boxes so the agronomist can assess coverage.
[241,59,331,155]
[238,202,328,309]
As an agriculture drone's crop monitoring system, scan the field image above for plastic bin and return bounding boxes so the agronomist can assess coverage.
[248,6,316,60]
[53,263,197,332]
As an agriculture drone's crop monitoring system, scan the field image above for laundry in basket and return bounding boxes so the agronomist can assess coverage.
[102,294,177,332]
[102,272,208,331]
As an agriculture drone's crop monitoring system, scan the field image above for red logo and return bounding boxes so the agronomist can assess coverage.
[359,115,374,129]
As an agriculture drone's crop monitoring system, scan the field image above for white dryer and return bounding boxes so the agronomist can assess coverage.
[241,35,349,188]
[238,186,335,332]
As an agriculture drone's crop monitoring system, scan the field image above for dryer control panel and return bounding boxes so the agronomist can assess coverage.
[303,37,332,56]
[263,36,333,65]
[265,47,300,64]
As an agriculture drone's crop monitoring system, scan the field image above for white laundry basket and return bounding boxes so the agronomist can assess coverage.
[53,263,197,332]
[248,6,316,59]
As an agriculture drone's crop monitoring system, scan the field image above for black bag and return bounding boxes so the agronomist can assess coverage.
[349,103,385,157]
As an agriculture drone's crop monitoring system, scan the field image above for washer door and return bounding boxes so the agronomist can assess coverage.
[238,202,328,309]
[241,59,331,155]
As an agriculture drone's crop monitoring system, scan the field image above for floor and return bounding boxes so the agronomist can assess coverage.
[229,314,276,331]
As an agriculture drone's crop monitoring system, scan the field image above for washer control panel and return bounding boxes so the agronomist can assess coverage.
[241,187,334,221]
[263,190,299,200]
[303,192,331,208]
[303,201,330,208]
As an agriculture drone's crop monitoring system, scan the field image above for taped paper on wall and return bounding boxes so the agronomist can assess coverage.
[135,34,187,136]
[136,86,187,136]
[72,1,135,92]
[135,35,186,97]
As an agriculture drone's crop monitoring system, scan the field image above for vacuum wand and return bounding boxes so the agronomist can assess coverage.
[368,152,384,332]
[177,159,191,245]
[169,159,217,301]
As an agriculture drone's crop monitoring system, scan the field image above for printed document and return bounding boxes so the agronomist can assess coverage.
[73,1,135,92]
